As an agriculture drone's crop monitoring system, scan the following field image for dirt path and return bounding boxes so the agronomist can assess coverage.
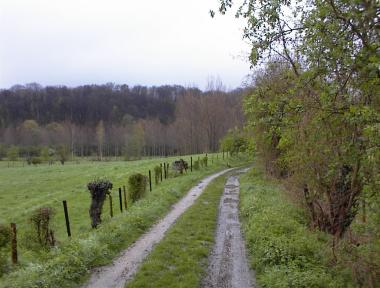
[202,170,256,288]
[83,168,233,288]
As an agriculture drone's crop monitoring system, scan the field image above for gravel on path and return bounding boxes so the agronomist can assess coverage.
[202,170,256,288]
[83,168,233,288]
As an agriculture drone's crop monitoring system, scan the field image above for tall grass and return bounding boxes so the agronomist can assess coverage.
[239,168,355,288]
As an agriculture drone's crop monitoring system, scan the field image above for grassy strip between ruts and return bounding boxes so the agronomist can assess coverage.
[126,171,231,288]
[0,157,248,288]
[239,168,355,288]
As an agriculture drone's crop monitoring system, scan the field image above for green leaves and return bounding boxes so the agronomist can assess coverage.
[239,169,351,287]
[219,127,253,156]
[216,0,380,283]
[235,0,379,235]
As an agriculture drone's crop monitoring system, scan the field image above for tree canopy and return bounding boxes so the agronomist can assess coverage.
[215,0,379,284]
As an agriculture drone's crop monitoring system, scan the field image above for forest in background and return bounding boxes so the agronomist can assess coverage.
[0,81,244,161]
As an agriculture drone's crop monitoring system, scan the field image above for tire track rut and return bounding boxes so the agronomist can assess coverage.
[83,168,233,288]
[202,170,256,288]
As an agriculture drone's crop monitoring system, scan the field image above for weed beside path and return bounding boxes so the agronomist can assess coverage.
[239,168,355,288]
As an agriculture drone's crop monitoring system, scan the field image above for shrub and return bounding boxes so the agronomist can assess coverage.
[57,145,69,165]
[258,264,345,288]
[0,224,10,248]
[202,156,208,167]
[0,224,11,275]
[128,173,147,203]
[0,252,7,277]
[87,179,113,228]
[31,157,42,165]
[240,169,353,287]
[193,160,200,170]
[41,147,55,164]
[154,165,161,184]
[6,146,19,162]
[0,144,6,160]
[29,207,56,248]
[220,128,252,156]
[172,159,188,174]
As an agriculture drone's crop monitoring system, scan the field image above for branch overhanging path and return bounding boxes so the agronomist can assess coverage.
[83,168,234,288]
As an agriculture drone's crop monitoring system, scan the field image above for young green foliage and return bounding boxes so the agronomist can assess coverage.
[239,168,355,287]
[28,207,55,248]
[0,224,11,276]
[193,160,200,170]
[128,173,148,203]
[154,165,161,185]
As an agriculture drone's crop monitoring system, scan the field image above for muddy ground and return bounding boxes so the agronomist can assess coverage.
[201,173,256,288]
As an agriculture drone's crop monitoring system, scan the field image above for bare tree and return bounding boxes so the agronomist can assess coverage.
[96,120,105,161]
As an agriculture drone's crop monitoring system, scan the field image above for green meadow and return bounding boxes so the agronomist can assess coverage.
[0,153,245,287]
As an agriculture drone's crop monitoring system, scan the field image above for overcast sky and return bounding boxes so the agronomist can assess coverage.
[0,0,251,90]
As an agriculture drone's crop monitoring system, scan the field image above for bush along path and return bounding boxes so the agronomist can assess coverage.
[201,168,255,288]
[239,168,355,287]
[83,168,233,288]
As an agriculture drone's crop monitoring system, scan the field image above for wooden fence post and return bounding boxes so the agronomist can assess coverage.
[10,223,17,264]
[109,195,113,218]
[190,157,193,172]
[167,163,169,177]
[62,200,71,237]
[119,188,123,212]
[123,185,127,209]
[149,170,152,191]
[160,163,163,182]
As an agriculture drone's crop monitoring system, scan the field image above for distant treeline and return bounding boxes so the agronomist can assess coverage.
[0,82,245,160]
[0,83,185,126]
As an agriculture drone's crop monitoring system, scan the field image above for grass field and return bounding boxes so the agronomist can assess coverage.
[0,155,211,240]
[0,153,246,287]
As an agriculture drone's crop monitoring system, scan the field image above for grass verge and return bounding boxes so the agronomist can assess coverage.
[239,168,355,288]
[126,172,230,288]
[0,156,248,288]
